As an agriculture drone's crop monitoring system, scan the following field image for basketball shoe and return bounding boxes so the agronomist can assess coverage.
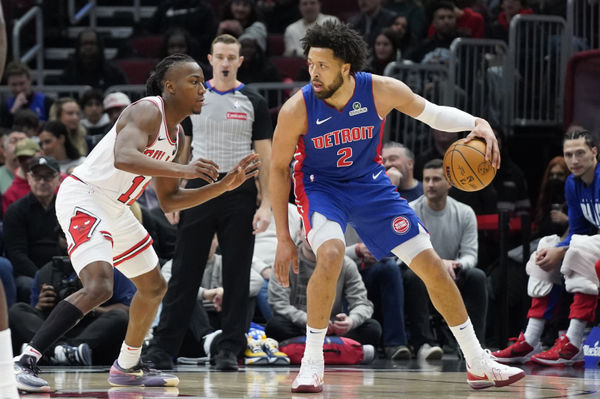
[53,343,92,366]
[244,335,269,365]
[466,350,526,389]
[108,360,179,387]
[261,338,290,365]
[291,357,324,393]
[491,332,542,364]
[13,354,50,392]
[530,335,584,367]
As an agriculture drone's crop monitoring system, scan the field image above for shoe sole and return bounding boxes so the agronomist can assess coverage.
[291,384,323,393]
[244,357,270,365]
[467,370,526,389]
[268,357,291,365]
[491,354,532,364]
[107,377,179,388]
[530,356,585,367]
[421,349,443,361]
[15,382,51,393]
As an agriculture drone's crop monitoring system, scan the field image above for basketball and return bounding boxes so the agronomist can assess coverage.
[442,138,496,192]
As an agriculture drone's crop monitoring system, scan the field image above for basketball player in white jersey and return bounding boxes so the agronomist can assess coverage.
[13,53,260,392]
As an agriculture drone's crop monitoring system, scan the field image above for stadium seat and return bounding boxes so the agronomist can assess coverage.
[130,35,164,59]
[116,58,158,85]
[267,34,285,57]
[270,56,306,81]
[564,49,600,132]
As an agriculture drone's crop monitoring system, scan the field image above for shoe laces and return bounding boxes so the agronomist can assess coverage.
[545,335,568,355]
[18,355,41,376]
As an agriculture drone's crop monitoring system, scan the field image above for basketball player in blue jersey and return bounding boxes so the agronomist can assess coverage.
[270,21,525,393]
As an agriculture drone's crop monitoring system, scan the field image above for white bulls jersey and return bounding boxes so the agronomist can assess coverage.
[71,96,179,206]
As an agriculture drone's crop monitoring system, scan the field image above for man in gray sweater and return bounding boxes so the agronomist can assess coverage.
[409,159,488,343]
[266,239,381,347]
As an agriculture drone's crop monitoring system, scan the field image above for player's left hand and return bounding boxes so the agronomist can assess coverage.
[253,205,271,234]
[464,118,501,170]
[219,153,260,191]
[332,313,354,335]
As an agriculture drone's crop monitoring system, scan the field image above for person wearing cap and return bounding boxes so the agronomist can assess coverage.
[4,155,62,303]
[2,138,41,215]
[103,92,131,127]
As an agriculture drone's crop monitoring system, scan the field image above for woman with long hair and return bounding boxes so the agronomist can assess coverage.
[49,97,88,156]
[38,120,85,173]
[533,156,569,238]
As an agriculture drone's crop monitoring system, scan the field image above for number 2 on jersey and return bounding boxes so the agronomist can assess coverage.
[336,147,353,167]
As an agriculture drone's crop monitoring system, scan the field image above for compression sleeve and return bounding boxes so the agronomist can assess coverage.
[414,100,477,132]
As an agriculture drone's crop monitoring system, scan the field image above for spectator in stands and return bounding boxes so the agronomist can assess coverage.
[218,0,268,55]
[266,237,382,347]
[365,28,403,76]
[160,28,195,59]
[9,254,134,365]
[532,156,569,239]
[58,29,127,90]
[382,141,423,202]
[492,130,600,367]
[262,0,302,34]
[0,61,53,129]
[427,0,485,38]
[410,159,488,343]
[49,98,88,156]
[0,257,16,308]
[103,92,131,128]
[0,130,26,194]
[38,121,85,174]
[488,0,533,42]
[4,156,61,303]
[384,0,427,39]
[389,15,418,58]
[145,0,217,57]
[283,0,339,57]
[80,89,110,138]
[348,0,397,48]
[2,138,40,215]
[12,109,40,137]
[406,1,460,63]
[238,34,282,84]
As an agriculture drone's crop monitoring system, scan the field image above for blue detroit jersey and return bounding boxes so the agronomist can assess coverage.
[295,72,384,180]
[558,163,600,247]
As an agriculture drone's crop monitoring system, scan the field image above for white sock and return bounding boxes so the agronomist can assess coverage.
[0,329,18,397]
[117,342,141,369]
[449,318,484,367]
[21,343,43,362]
[523,317,545,346]
[566,318,587,347]
[304,325,326,363]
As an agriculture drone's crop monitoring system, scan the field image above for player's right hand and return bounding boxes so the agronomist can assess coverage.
[274,236,298,287]
[186,158,219,182]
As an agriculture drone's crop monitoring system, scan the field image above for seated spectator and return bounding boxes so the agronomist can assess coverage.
[348,0,397,48]
[218,0,268,54]
[0,130,27,194]
[532,156,569,239]
[9,254,134,365]
[492,130,600,367]
[2,138,40,214]
[427,1,485,38]
[80,89,110,138]
[364,28,403,75]
[266,237,382,348]
[389,15,418,58]
[4,156,61,303]
[262,0,301,34]
[283,0,339,57]
[38,121,85,173]
[58,29,127,90]
[382,141,423,202]
[0,61,53,128]
[103,92,131,128]
[488,0,533,42]
[384,0,427,39]
[12,109,40,137]
[238,34,282,85]
[49,98,88,156]
[410,159,488,344]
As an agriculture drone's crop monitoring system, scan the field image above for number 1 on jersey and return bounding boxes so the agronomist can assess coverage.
[336,147,353,167]
[118,176,148,205]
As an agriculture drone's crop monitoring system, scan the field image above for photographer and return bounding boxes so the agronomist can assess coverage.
[9,250,135,365]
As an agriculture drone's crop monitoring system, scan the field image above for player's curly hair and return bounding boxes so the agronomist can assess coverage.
[146,53,197,97]
[301,21,368,74]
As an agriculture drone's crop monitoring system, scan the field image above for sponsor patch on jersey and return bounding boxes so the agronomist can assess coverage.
[349,101,368,116]
[226,112,248,120]
[392,216,410,235]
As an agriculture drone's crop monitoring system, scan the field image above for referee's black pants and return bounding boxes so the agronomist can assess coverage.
[153,176,257,357]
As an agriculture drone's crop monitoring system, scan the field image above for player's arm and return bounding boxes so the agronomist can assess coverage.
[372,75,500,169]
[153,129,260,213]
[254,138,272,233]
[270,92,306,286]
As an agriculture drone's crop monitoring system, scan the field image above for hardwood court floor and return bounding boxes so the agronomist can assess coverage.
[22,359,600,399]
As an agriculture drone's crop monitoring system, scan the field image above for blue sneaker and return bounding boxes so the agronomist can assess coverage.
[13,355,50,392]
[108,360,179,387]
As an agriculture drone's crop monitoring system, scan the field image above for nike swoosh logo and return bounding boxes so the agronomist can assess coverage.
[372,170,383,179]
[157,137,166,141]
[316,117,332,125]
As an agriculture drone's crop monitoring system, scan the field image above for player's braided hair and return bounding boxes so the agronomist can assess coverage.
[146,53,196,97]
[301,20,368,74]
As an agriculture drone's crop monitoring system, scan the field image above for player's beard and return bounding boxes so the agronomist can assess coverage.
[313,72,344,100]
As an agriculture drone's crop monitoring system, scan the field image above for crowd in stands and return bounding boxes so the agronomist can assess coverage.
[0,0,596,368]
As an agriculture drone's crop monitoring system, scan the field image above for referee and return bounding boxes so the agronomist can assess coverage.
[144,34,272,370]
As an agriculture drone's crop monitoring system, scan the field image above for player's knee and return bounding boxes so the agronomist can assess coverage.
[138,274,167,300]
[317,244,345,266]
[84,277,113,304]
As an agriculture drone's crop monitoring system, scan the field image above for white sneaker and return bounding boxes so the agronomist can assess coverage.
[291,357,324,393]
[467,350,526,389]
[417,343,443,360]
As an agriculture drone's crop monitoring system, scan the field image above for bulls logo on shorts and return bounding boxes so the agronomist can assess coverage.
[67,209,100,255]
[392,216,410,235]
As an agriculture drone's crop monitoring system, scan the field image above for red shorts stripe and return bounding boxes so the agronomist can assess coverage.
[113,233,153,265]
